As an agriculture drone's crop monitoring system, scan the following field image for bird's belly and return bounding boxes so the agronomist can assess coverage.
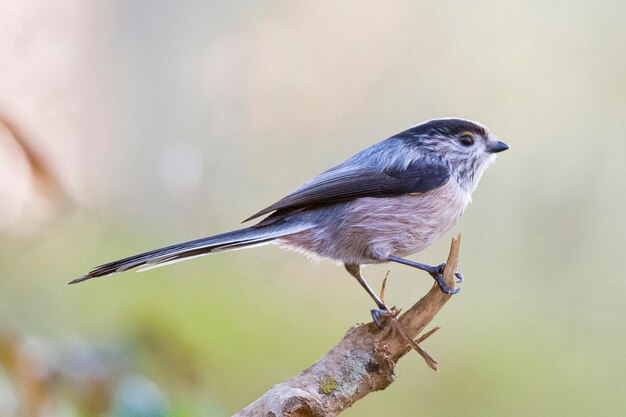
[278,181,470,265]
[336,181,470,261]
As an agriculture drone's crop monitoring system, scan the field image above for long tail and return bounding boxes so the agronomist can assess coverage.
[69,221,311,284]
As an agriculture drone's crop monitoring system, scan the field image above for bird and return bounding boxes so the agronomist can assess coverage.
[71,118,509,326]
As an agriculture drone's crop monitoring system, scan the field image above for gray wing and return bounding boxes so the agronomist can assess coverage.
[244,159,450,222]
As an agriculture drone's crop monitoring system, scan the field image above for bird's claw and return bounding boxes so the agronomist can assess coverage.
[430,263,462,294]
[370,308,392,328]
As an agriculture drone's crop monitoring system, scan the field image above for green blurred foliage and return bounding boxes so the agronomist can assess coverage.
[1,0,625,416]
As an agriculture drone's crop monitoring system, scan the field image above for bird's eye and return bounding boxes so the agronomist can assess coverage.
[459,133,475,146]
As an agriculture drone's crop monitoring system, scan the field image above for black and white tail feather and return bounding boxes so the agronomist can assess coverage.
[69,221,312,284]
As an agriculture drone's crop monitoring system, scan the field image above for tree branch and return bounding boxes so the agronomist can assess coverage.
[234,234,462,417]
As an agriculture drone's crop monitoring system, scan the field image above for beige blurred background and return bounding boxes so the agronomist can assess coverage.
[1,0,625,416]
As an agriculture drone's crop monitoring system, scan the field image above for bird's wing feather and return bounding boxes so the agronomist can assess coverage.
[244,159,450,222]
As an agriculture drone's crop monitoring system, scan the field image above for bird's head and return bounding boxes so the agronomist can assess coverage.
[400,118,509,192]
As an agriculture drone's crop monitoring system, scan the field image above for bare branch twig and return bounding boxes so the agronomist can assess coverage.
[234,234,462,417]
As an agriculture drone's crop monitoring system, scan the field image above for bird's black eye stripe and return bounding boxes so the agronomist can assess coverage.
[459,132,475,146]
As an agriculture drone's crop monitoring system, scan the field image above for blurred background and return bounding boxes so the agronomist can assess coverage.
[1,0,625,416]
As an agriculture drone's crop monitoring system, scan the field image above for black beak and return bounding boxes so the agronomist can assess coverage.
[487,140,509,153]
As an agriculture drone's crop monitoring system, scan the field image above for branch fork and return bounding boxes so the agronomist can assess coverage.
[235,234,463,417]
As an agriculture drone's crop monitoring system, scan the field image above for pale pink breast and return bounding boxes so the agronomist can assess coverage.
[279,180,471,265]
[340,180,470,259]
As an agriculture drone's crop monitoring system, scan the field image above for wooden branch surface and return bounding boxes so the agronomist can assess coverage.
[234,235,462,417]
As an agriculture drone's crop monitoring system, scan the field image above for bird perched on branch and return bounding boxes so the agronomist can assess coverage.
[71,118,508,326]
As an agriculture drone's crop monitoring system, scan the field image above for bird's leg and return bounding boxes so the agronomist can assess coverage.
[387,255,462,294]
[344,264,390,328]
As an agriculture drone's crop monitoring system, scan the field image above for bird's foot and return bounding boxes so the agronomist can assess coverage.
[371,308,389,328]
[370,306,399,329]
[428,263,462,294]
